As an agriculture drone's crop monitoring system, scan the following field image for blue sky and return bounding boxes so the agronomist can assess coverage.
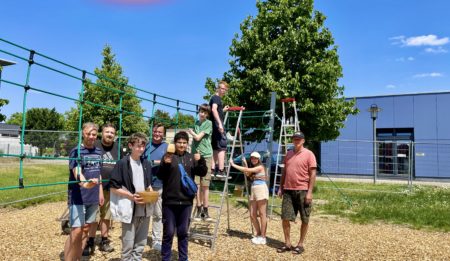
[1,0,450,119]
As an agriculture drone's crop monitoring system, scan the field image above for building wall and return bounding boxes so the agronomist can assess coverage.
[321,92,450,178]
[0,137,39,156]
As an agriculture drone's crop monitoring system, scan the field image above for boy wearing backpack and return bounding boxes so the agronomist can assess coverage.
[157,131,207,261]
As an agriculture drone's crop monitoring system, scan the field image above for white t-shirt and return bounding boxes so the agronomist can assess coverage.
[130,158,146,217]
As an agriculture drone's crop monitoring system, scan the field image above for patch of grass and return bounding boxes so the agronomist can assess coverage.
[3,163,449,232]
[314,181,450,231]
[0,163,68,208]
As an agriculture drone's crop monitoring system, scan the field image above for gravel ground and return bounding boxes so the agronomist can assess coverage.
[0,201,449,260]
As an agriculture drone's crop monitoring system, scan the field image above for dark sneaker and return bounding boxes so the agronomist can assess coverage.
[203,210,213,222]
[193,210,202,222]
[84,238,95,256]
[99,239,114,253]
[215,170,227,179]
[82,243,94,256]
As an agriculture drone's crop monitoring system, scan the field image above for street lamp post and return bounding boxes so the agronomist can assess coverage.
[369,104,381,184]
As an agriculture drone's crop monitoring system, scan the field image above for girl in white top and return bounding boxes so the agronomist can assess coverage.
[230,151,269,245]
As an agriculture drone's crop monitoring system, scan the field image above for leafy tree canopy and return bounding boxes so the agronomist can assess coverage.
[65,45,149,136]
[0,99,9,122]
[23,108,65,155]
[151,109,195,130]
[204,0,357,141]
[5,111,22,125]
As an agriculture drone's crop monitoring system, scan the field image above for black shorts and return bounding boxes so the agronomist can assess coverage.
[281,190,312,223]
[211,125,227,151]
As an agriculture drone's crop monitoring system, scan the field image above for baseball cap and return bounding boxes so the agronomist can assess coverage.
[292,132,305,139]
[250,151,261,159]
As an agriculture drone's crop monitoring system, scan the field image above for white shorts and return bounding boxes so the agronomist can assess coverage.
[250,184,269,201]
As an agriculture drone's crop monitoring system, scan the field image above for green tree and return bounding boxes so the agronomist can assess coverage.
[65,45,149,136]
[206,0,357,141]
[6,112,23,125]
[175,112,195,129]
[0,99,8,122]
[23,108,65,156]
[152,109,172,129]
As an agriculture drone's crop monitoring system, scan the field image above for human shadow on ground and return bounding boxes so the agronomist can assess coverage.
[226,229,285,249]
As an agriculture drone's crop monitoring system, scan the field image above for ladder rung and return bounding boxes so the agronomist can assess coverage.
[283,124,297,127]
[190,233,215,240]
[211,176,232,181]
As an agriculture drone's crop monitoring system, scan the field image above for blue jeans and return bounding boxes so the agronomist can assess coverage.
[69,204,98,227]
[161,204,192,261]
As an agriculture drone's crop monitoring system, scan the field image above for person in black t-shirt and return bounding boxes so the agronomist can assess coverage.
[209,80,229,179]
[83,123,121,256]
[157,131,207,261]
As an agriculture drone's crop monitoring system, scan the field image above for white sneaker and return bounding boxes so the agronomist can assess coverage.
[251,236,267,245]
[251,236,260,244]
[258,237,267,245]
[152,242,162,252]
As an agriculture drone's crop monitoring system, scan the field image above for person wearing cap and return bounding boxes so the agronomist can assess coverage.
[277,131,317,255]
[230,151,269,245]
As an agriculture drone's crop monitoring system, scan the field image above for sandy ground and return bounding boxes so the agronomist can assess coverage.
[1,201,449,260]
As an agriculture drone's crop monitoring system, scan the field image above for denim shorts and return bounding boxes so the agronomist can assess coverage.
[69,204,99,228]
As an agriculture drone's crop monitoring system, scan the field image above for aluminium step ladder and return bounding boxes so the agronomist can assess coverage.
[189,106,250,250]
[269,98,301,216]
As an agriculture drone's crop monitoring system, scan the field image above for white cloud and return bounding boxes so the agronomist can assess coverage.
[390,34,449,47]
[386,84,396,89]
[425,47,448,53]
[395,56,415,62]
[413,72,443,78]
[406,35,448,46]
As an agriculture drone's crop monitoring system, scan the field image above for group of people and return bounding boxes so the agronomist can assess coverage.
[63,80,318,260]
[213,81,318,255]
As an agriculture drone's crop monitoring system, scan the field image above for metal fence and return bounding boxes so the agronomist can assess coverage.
[321,139,450,183]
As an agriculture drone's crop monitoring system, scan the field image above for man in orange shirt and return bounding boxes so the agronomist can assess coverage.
[277,132,317,255]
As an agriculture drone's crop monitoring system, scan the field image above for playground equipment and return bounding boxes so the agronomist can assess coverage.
[189,106,247,249]
[270,98,300,216]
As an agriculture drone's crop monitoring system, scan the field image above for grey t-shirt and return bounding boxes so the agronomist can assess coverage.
[130,158,146,217]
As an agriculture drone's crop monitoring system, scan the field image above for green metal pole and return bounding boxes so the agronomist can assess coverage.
[75,71,87,180]
[18,50,35,188]
[118,92,124,157]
